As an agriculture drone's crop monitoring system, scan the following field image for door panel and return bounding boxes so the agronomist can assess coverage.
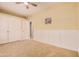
[0,18,8,44]
[0,13,30,44]
[22,20,30,40]
[8,18,22,42]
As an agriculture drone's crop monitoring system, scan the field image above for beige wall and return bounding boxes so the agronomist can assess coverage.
[31,3,78,30]
[31,3,79,51]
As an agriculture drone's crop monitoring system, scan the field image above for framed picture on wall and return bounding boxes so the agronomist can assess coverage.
[45,17,52,24]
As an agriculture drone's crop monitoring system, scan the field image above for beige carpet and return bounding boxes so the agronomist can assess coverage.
[0,40,78,57]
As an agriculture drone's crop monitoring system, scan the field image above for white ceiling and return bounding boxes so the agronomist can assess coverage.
[0,2,62,18]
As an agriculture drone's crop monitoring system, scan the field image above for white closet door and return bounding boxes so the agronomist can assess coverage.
[22,20,30,40]
[8,18,22,42]
[0,18,8,44]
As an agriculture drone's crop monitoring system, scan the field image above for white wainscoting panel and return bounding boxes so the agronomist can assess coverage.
[34,29,79,51]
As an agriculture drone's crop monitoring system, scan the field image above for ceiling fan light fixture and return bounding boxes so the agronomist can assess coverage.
[24,2,29,5]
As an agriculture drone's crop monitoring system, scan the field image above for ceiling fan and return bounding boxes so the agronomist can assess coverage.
[16,2,37,9]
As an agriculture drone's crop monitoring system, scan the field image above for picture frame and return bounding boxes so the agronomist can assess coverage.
[45,17,52,24]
